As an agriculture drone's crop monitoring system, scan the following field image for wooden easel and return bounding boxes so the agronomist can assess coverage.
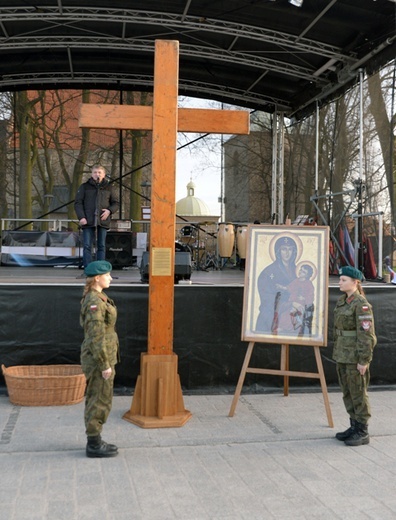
[229,342,334,427]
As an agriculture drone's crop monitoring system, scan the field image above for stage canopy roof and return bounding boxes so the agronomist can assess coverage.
[0,1,394,119]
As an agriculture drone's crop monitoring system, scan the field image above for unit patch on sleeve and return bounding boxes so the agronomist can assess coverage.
[361,320,372,331]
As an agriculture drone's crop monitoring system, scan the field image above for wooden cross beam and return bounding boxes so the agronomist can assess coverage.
[79,40,250,427]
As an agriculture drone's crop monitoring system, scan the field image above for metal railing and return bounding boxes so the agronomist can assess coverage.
[1,218,80,232]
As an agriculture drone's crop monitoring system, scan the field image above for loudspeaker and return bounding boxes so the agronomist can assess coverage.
[106,232,133,269]
[175,252,192,281]
[140,251,192,283]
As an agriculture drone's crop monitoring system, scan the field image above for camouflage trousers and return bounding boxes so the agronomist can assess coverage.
[336,363,371,425]
[84,367,115,437]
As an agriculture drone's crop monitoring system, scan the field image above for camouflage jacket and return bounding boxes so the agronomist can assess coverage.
[80,289,119,375]
[332,291,376,365]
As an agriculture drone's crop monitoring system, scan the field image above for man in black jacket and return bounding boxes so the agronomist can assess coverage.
[74,165,119,268]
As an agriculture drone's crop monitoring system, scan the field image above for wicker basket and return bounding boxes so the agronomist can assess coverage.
[1,364,86,406]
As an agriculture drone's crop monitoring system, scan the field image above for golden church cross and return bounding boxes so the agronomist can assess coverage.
[79,40,250,427]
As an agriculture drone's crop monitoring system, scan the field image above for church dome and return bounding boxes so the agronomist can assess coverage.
[176,181,211,216]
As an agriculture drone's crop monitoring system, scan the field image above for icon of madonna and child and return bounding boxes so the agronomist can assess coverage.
[255,234,318,338]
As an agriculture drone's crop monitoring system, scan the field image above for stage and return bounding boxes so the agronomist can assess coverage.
[0,264,245,286]
[0,264,395,392]
[0,263,390,287]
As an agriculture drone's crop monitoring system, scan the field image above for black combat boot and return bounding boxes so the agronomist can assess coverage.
[86,435,118,458]
[344,422,369,446]
[335,418,356,441]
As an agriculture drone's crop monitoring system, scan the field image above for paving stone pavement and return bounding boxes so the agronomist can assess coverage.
[1,389,396,520]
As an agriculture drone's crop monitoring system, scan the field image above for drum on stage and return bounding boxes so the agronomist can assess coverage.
[236,226,248,259]
[217,223,235,258]
[175,241,187,252]
[179,225,196,244]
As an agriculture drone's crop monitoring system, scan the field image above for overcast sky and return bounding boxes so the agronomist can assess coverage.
[176,134,222,216]
[176,97,225,217]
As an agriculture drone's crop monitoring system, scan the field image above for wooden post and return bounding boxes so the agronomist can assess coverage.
[147,40,178,357]
[281,344,290,396]
[79,40,250,428]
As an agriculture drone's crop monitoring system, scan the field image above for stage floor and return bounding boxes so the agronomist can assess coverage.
[0,263,390,288]
[0,264,246,286]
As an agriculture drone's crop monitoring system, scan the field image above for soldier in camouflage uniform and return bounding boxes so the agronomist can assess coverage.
[333,266,377,446]
[80,260,120,458]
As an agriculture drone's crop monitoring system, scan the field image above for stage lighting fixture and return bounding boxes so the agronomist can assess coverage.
[289,0,303,6]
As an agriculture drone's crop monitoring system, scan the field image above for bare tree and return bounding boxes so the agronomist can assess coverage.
[0,93,11,219]
[367,69,396,224]
[10,89,152,225]
[14,91,43,222]
[126,91,152,225]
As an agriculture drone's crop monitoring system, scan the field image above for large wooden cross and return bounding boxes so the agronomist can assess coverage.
[79,40,250,427]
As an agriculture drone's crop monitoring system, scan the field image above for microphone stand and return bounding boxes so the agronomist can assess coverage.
[96,179,119,279]
[75,223,85,278]
[70,223,83,270]
[94,180,100,262]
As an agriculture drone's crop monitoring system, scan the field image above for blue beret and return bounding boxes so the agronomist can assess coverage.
[84,260,112,277]
[339,266,364,281]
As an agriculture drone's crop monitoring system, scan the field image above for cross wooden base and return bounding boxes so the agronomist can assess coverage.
[123,353,192,428]
[228,342,334,428]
